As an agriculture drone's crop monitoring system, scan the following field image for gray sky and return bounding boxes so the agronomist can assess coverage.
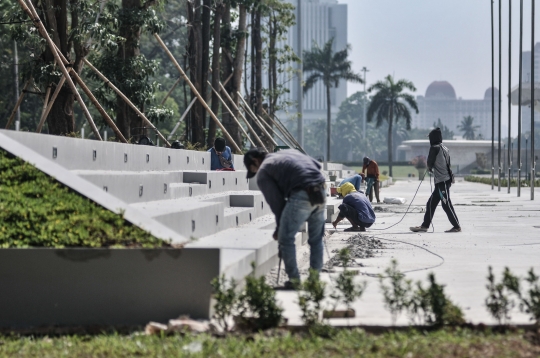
[340,0,540,137]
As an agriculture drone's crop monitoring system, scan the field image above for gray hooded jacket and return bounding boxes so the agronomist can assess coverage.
[427,128,452,184]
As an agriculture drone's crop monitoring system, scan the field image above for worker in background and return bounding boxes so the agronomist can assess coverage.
[244,148,326,289]
[362,157,381,203]
[410,127,461,233]
[332,182,376,232]
[208,137,234,171]
[337,173,364,194]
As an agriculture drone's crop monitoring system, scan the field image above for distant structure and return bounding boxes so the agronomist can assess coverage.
[520,42,540,132]
[267,0,348,124]
[412,81,499,140]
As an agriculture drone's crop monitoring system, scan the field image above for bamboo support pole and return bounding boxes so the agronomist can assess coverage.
[19,0,102,140]
[153,33,242,153]
[207,81,256,148]
[37,77,65,133]
[238,94,278,147]
[5,79,31,129]
[39,86,51,119]
[257,114,294,147]
[83,58,170,147]
[161,77,181,105]
[259,109,299,148]
[168,97,197,140]
[218,83,267,151]
[262,108,305,152]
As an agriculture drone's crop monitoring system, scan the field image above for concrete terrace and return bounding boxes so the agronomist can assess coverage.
[276,178,540,326]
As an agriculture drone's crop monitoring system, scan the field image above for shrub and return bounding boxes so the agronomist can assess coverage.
[379,259,414,324]
[503,267,540,326]
[298,269,327,328]
[485,266,515,325]
[211,275,238,332]
[331,248,367,317]
[0,150,166,248]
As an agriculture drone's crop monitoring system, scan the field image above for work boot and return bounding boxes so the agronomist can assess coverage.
[410,226,428,232]
[283,280,300,291]
[445,226,462,233]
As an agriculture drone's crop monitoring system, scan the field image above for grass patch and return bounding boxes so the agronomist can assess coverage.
[0,329,538,357]
[0,150,168,248]
[464,175,540,188]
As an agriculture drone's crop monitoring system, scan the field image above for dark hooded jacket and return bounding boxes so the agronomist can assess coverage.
[427,128,451,184]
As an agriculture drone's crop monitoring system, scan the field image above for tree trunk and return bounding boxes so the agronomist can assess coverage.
[254,9,271,151]
[229,4,247,147]
[388,106,394,177]
[201,0,211,140]
[326,84,332,162]
[41,0,75,135]
[187,0,205,146]
[207,2,223,148]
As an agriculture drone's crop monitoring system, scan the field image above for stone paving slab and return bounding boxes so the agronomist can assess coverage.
[276,179,540,326]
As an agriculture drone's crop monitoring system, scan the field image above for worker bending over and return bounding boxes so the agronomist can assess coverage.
[244,149,326,289]
[332,183,376,232]
[337,173,364,193]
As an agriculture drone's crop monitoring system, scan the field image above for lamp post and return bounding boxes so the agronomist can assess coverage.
[507,0,512,194]
[361,67,369,139]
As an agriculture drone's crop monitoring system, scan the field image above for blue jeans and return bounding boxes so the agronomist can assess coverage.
[277,190,326,280]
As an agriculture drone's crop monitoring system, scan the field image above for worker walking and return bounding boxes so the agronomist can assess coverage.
[332,183,376,232]
[244,149,326,289]
[410,128,461,233]
[362,157,381,203]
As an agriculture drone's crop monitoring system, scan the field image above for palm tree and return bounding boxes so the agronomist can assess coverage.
[367,75,419,177]
[457,115,480,140]
[303,38,363,161]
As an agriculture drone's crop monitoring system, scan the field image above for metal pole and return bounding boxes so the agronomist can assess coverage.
[297,0,303,147]
[491,0,495,189]
[517,0,523,197]
[531,0,535,200]
[525,137,528,181]
[362,67,369,139]
[498,0,503,191]
[508,0,512,194]
[13,40,20,126]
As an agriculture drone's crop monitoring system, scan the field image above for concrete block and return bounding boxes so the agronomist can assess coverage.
[0,248,220,327]
[325,197,342,223]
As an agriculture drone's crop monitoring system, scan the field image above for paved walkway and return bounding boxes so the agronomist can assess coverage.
[275,178,540,326]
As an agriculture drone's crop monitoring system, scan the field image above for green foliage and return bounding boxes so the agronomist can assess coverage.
[0,150,166,248]
[502,267,540,326]
[433,118,455,140]
[485,266,515,325]
[379,259,414,324]
[330,248,367,314]
[457,115,480,140]
[235,263,283,331]
[298,269,327,328]
[211,275,238,332]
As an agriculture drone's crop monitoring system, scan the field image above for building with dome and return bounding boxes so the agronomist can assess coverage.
[412,81,499,140]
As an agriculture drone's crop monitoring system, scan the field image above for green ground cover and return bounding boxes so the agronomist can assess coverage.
[350,165,418,179]
[0,329,538,357]
[465,175,540,188]
[0,150,167,248]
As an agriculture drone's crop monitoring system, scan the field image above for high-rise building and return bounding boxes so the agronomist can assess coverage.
[266,0,348,124]
[412,81,499,140]
[520,42,540,133]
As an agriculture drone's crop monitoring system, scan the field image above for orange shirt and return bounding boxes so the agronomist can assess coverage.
[362,160,380,180]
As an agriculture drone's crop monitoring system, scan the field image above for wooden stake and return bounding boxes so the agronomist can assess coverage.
[257,114,294,148]
[218,83,267,151]
[161,77,181,106]
[238,93,278,146]
[168,97,197,140]
[83,58,170,147]
[207,81,256,147]
[19,0,102,140]
[153,33,242,153]
[37,84,59,133]
[5,79,30,129]
[262,108,305,152]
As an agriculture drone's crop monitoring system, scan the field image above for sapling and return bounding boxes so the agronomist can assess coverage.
[330,248,367,318]
[504,267,540,326]
[211,274,238,332]
[485,266,514,325]
[378,259,414,324]
[298,269,327,327]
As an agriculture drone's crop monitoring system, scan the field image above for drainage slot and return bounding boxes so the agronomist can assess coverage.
[216,215,219,224]
[235,178,238,185]
[202,158,205,164]
[52,147,57,159]
[146,154,150,163]
[139,185,143,197]
[164,183,168,194]
[236,216,239,226]
[92,150,97,161]
[192,220,196,232]
[249,213,252,221]
[168,155,171,164]
[187,156,190,164]
[103,186,108,192]
[124,153,128,163]
[209,180,212,189]
[223,178,225,185]
[261,201,264,210]
[189,187,193,197]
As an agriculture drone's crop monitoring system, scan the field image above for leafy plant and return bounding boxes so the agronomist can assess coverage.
[298,269,327,328]
[330,248,367,317]
[236,265,283,331]
[379,259,414,324]
[211,275,238,332]
[503,268,540,326]
[0,150,166,248]
[485,266,514,325]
